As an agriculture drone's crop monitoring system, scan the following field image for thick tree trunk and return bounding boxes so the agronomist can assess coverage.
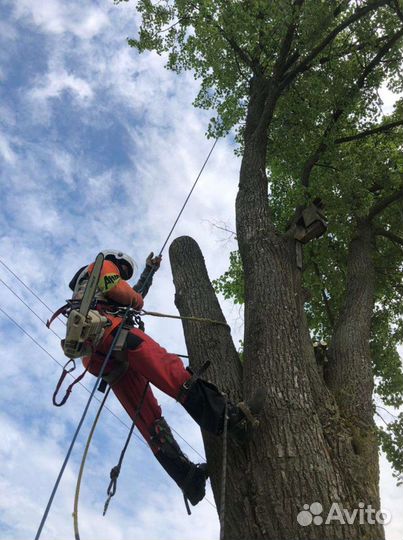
[326,222,383,538]
[168,81,384,540]
[170,236,384,540]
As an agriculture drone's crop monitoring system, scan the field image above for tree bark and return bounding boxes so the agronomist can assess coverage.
[168,60,384,540]
[325,222,383,539]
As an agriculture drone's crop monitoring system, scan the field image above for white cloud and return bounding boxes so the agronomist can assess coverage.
[0,131,17,164]
[1,1,402,539]
[379,83,402,115]
[30,69,94,103]
[11,0,109,39]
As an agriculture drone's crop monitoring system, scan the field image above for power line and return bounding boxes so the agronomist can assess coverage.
[0,307,218,520]
[0,280,207,461]
[0,257,65,324]
[0,278,63,340]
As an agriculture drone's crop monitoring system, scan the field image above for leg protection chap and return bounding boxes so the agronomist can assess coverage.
[180,380,267,441]
[151,418,208,508]
[179,379,228,435]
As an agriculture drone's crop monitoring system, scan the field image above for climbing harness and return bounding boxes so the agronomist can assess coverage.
[35,138,219,539]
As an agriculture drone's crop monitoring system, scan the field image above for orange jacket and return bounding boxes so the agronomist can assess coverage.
[87,259,143,309]
[86,259,144,354]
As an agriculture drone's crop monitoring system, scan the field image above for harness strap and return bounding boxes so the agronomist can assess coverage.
[52,359,88,407]
[176,360,211,403]
[98,327,131,392]
[102,353,129,387]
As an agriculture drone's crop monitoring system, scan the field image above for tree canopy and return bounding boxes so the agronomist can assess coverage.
[123,0,403,483]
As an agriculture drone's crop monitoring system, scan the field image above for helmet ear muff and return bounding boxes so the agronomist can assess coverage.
[115,260,132,280]
[102,250,137,280]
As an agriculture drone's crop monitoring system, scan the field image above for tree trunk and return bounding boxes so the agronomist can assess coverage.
[168,82,384,540]
[170,233,384,539]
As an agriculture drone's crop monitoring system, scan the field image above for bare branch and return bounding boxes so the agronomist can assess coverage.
[335,119,403,143]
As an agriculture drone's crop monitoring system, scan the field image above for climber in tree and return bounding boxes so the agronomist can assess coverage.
[68,250,264,508]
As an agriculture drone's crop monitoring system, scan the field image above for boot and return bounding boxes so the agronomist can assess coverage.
[226,388,266,442]
[179,378,266,442]
[151,418,208,510]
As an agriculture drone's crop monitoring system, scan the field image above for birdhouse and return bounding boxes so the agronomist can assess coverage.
[293,201,327,244]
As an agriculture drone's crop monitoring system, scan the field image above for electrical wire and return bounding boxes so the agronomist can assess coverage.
[0,258,66,325]
[0,303,216,514]
[0,278,63,340]
[0,279,207,461]
[1,138,220,530]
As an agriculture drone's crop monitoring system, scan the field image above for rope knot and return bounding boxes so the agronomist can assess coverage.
[110,465,120,480]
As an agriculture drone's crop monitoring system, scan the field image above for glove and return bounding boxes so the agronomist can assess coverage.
[133,291,144,310]
[146,252,162,270]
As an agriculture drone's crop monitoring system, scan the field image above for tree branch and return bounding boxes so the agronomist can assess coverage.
[279,0,391,91]
[392,0,403,24]
[335,119,403,143]
[300,28,403,187]
[313,261,335,327]
[189,1,257,72]
[374,227,403,246]
[272,0,305,81]
[368,186,403,220]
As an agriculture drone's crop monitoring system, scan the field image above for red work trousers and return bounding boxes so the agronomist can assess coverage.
[85,327,191,450]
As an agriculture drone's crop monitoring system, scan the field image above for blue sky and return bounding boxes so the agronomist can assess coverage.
[0,1,402,539]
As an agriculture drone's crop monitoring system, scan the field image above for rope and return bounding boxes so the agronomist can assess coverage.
[133,137,218,296]
[0,305,216,504]
[10,137,219,537]
[73,386,111,540]
[0,297,203,459]
[0,275,219,502]
[103,382,149,516]
[141,309,230,328]
[219,399,229,540]
[159,138,218,255]
[34,310,131,540]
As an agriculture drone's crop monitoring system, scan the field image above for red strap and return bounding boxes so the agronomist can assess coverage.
[52,359,88,407]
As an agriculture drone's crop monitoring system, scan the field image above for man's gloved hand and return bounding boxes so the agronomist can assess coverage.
[146,252,162,270]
